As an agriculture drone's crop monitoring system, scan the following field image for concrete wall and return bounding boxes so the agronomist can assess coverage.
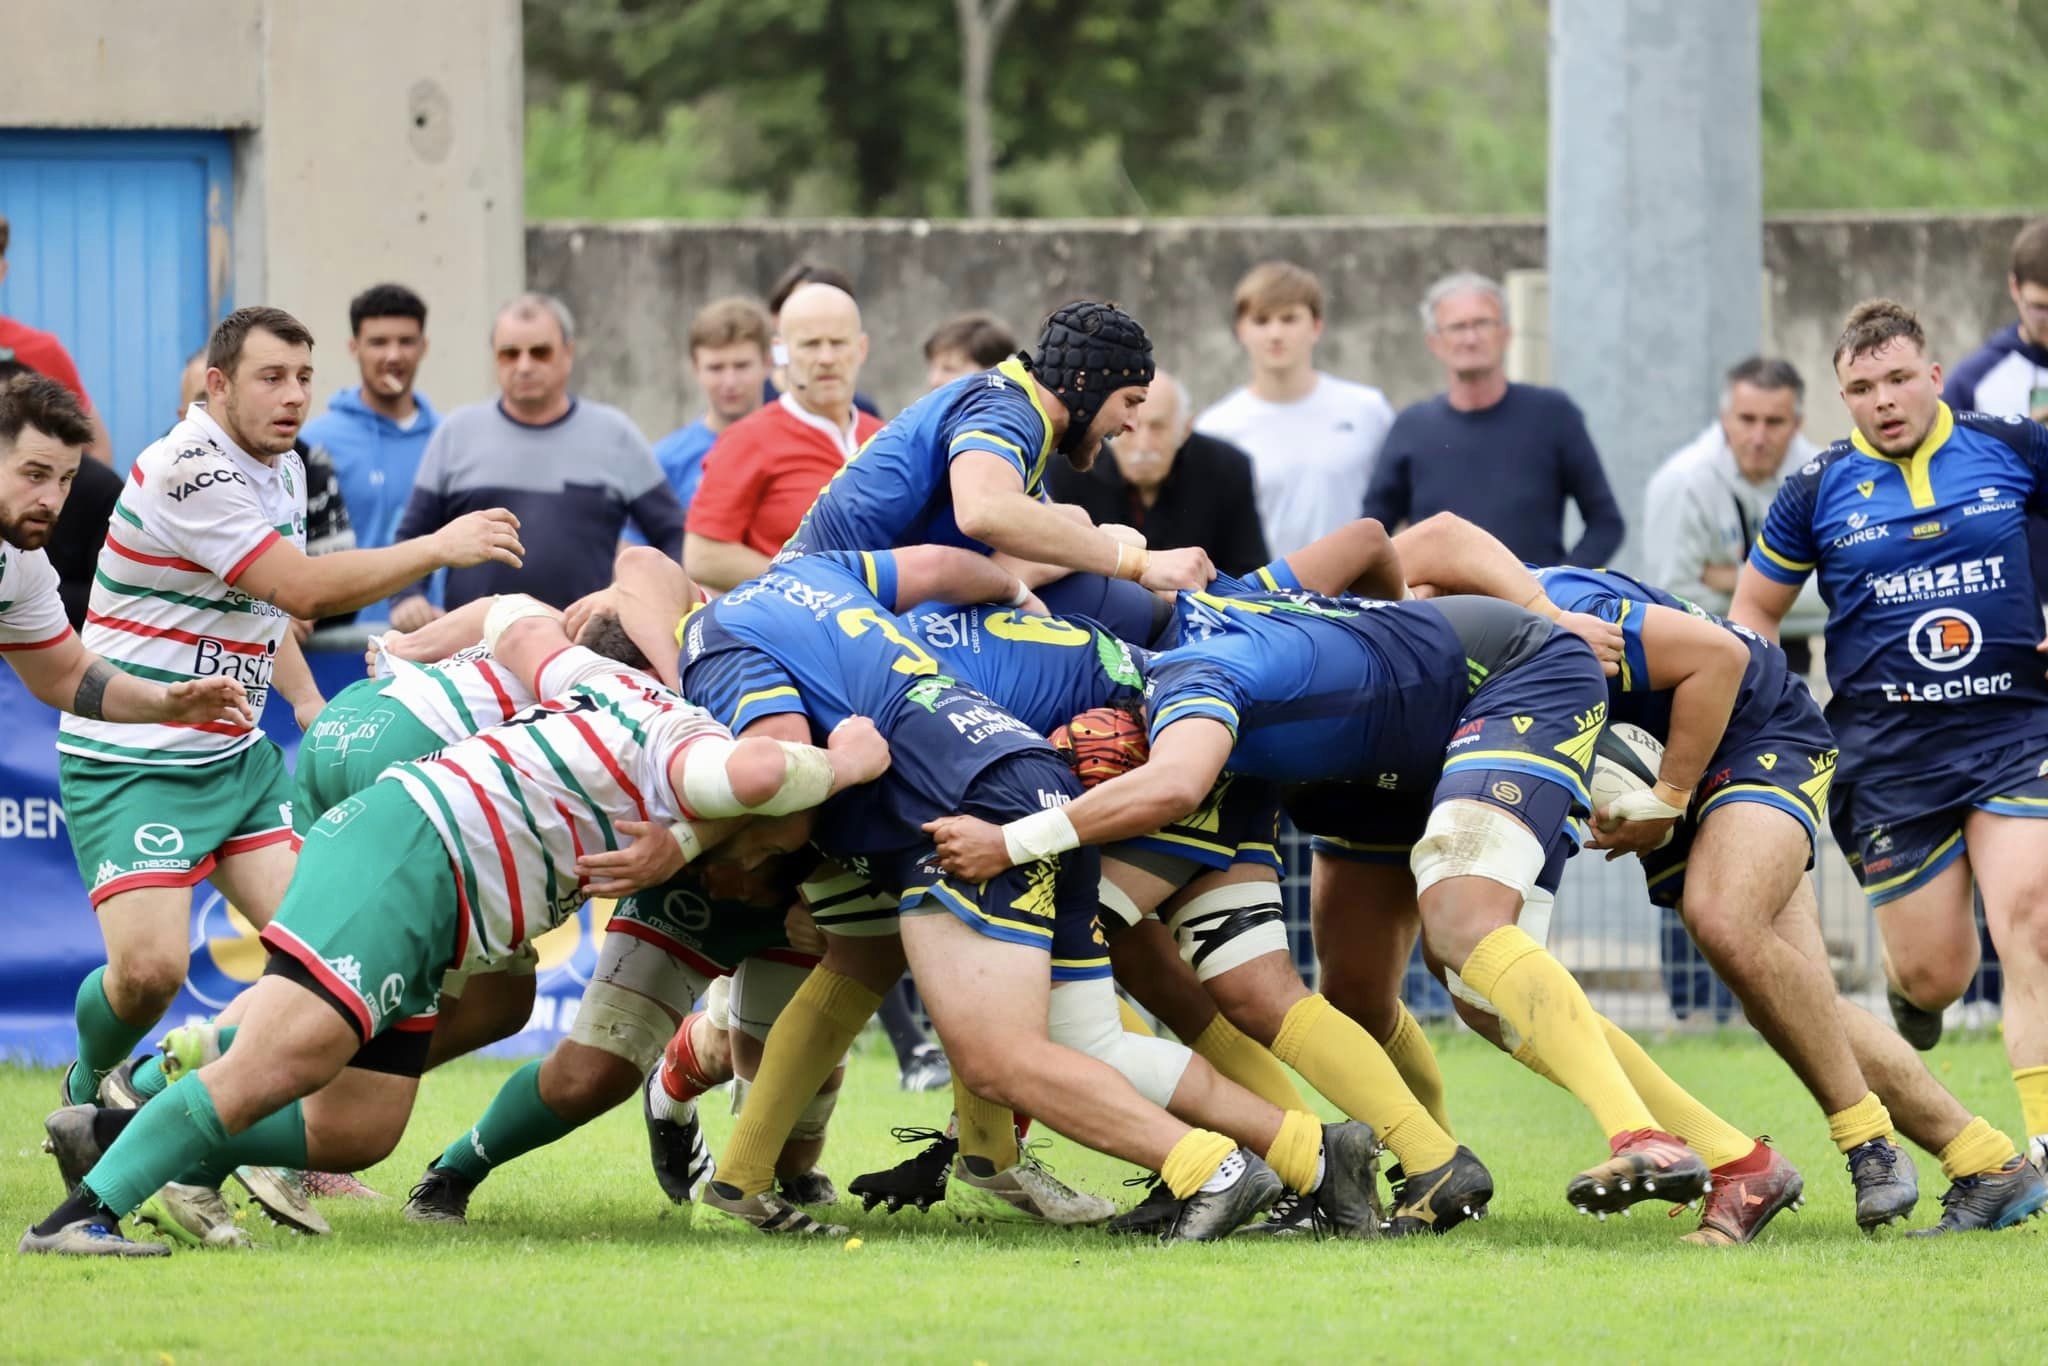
[2,0,526,415]
[530,214,2030,524]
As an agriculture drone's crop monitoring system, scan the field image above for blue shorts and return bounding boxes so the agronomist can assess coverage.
[882,751,1111,982]
[1641,680,1836,908]
[1114,772,1282,875]
[1829,734,2048,906]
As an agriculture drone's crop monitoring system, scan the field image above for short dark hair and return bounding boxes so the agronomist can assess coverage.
[1724,355,1805,403]
[2010,220,2048,291]
[349,283,428,337]
[923,312,1017,368]
[207,306,315,379]
[0,373,95,453]
[1833,299,1925,370]
[576,609,652,673]
[767,261,855,316]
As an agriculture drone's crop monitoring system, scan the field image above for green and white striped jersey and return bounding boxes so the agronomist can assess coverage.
[0,541,70,654]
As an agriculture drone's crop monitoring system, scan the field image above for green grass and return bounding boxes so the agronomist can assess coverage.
[2,1030,2040,1364]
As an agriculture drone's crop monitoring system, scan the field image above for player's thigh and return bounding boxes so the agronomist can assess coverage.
[819,927,908,994]
[899,911,1051,1094]
[1872,854,1979,1004]
[94,883,197,994]
[301,1065,421,1170]
[202,974,365,1124]
[1309,854,1420,1037]
[1106,915,1220,1043]
[1962,808,2048,964]
[209,840,300,928]
[1681,801,1813,948]
[427,959,538,1068]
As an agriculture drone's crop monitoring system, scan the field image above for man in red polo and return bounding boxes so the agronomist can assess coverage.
[0,216,112,461]
[684,284,882,591]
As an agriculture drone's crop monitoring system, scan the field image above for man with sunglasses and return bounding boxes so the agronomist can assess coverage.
[388,294,684,629]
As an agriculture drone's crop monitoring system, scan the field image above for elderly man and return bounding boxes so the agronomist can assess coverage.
[1048,369,1268,576]
[684,283,884,592]
[389,294,683,625]
[1364,272,1625,566]
[1641,356,1826,670]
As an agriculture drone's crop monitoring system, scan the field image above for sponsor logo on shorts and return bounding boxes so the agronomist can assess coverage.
[947,702,1034,744]
[376,973,405,1025]
[327,954,365,994]
[1036,789,1072,809]
[2038,758,2048,779]
[1448,719,1485,749]
[660,888,714,933]
[1867,556,2007,606]
[1490,780,1523,805]
[1376,772,1399,789]
[134,822,185,857]
[1511,715,1534,734]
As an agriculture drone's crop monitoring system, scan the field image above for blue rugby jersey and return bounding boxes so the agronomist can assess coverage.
[784,359,1056,556]
[898,603,1148,735]
[1748,405,2048,778]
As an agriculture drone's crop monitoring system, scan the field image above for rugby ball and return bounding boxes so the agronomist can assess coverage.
[1589,722,1674,849]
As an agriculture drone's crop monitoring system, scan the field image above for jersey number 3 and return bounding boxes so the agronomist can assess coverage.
[836,607,940,676]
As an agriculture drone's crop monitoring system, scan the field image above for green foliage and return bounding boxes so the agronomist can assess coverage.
[526,0,2047,218]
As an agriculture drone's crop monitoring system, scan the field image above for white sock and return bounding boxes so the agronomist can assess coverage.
[1198,1149,1248,1194]
[645,1068,694,1124]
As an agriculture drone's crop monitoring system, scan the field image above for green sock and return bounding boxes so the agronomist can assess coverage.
[72,967,152,1104]
[172,1098,309,1188]
[84,1074,230,1215]
[436,1060,579,1184]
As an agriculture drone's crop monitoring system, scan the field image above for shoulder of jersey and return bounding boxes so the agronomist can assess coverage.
[1787,439,1857,491]
[1952,408,2038,451]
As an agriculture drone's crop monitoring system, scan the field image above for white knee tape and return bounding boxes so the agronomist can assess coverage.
[567,981,677,1073]
[703,974,732,1032]
[1047,977,1190,1107]
[730,957,812,1044]
[592,929,713,1015]
[789,1084,841,1142]
[1098,877,1145,929]
[1409,799,1546,900]
[1164,882,1290,983]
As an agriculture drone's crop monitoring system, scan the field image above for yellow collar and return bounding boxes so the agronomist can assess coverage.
[996,356,1056,490]
[1850,402,1953,509]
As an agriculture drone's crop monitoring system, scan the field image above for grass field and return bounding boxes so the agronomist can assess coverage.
[2,1028,2042,1364]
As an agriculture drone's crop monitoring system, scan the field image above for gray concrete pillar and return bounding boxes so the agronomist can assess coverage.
[1548,0,1762,569]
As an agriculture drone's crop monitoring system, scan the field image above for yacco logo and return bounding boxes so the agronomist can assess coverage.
[1907,608,1982,673]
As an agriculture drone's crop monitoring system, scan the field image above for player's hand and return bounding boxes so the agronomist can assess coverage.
[1017,590,1050,617]
[827,716,892,786]
[1557,610,1625,676]
[159,676,255,729]
[576,819,691,897]
[922,814,1014,881]
[783,902,827,956]
[1140,546,1216,592]
[1586,794,1678,858]
[1098,523,1148,549]
[293,694,327,732]
[562,588,616,645]
[432,508,524,570]
[390,595,442,632]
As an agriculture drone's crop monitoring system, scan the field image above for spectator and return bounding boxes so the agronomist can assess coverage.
[1194,260,1393,557]
[0,353,115,628]
[1944,218,2048,600]
[763,260,882,419]
[685,283,882,591]
[1364,271,1625,566]
[1641,356,1825,672]
[389,293,681,624]
[1047,368,1268,576]
[922,311,1017,391]
[298,283,439,622]
[642,296,772,524]
[0,214,113,462]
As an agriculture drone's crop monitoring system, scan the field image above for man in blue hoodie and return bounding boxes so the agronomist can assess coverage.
[300,284,440,622]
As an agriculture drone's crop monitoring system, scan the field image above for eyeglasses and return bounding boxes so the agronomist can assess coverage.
[497,344,556,362]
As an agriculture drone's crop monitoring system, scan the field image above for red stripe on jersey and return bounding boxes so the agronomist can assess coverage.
[534,646,573,692]
[86,611,269,653]
[259,922,374,1041]
[104,534,205,573]
[0,629,73,652]
[224,530,281,586]
[550,798,589,891]
[566,712,649,822]
[434,755,527,946]
[604,917,726,981]
[475,659,518,721]
[129,465,145,485]
[165,719,260,736]
[447,849,473,967]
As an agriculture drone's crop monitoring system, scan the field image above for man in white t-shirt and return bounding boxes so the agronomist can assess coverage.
[1193,261,1394,557]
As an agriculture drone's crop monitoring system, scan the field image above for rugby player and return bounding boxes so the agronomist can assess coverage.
[669,548,1385,1240]
[20,600,888,1255]
[928,586,1724,1223]
[1733,298,2048,1233]
[52,306,524,1126]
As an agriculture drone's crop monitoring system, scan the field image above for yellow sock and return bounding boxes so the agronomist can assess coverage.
[1939,1116,2018,1181]
[1160,1129,1237,1199]
[1271,993,1456,1174]
[1263,1108,1323,1195]
[1824,1091,1893,1154]
[713,969,882,1195]
[1597,1017,1755,1169]
[1512,1039,1561,1085]
[1459,926,1654,1140]
[953,1078,1019,1171]
[2014,1066,2048,1144]
[1191,1012,1311,1112]
[1117,996,1156,1036]
[1384,1003,1453,1136]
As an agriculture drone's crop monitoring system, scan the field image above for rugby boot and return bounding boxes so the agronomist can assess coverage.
[136,1182,252,1250]
[1905,1157,2048,1237]
[1568,1129,1709,1218]
[42,1106,106,1190]
[945,1147,1115,1226]
[645,1073,712,1208]
[18,1217,168,1258]
[1104,1174,1181,1237]
[1886,986,1942,1052]
[403,1166,478,1225]
[1383,1146,1494,1237]
[898,1043,952,1093]
[1845,1137,1917,1229]
[159,1021,226,1082]
[777,1169,840,1209]
[1682,1144,1803,1246]
[701,1180,848,1236]
[97,1057,152,1110]
[1165,1150,1284,1242]
[849,1127,956,1213]
[235,1167,330,1235]
[302,1171,383,1199]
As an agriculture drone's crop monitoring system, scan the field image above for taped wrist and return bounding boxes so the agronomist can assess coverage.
[1002,807,1080,867]
[482,594,556,654]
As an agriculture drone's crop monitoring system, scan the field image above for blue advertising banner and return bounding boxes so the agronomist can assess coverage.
[0,650,603,1064]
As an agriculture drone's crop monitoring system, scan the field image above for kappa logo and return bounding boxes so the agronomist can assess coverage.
[95,860,122,887]
[1856,480,1876,498]
[133,822,185,857]
[1907,608,1983,673]
[327,954,365,993]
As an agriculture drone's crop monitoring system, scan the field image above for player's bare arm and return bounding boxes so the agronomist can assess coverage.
[1728,564,1800,643]
[1393,512,1624,672]
[234,507,524,619]
[881,545,1038,613]
[1280,516,1407,601]
[9,633,253,728]
[925,717,1235,880]
[949,451,1214,592]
